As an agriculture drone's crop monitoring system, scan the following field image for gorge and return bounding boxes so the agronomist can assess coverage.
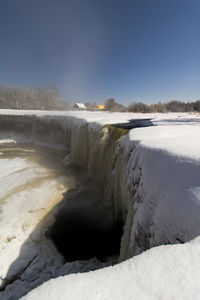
[0,110,200,299]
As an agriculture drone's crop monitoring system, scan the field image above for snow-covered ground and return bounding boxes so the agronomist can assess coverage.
[0,110,200,299]
[0,138,78,297]
[22,236,200,300]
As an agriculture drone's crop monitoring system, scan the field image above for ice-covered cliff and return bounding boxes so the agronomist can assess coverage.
[0,110,200,299]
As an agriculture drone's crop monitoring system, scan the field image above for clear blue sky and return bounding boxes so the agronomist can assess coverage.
[0,0,200,105]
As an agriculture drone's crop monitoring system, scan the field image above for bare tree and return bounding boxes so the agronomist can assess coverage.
[0,83,68,110]
[128,102,150,113]
[104,98,127,112]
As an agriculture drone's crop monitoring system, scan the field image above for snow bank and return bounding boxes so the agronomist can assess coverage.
[22,236,200,300]
[120,125,200,258]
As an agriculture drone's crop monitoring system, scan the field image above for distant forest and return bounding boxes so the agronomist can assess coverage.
[0,83,67,110]
[103,98,200,113]
[0,83,200,112]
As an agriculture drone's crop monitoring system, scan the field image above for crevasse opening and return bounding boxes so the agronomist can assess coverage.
[46,188,123,262]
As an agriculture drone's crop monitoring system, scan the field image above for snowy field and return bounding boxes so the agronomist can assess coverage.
[0,110,200,299]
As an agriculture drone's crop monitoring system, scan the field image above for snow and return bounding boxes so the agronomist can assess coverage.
[128,125,200,160]
[0,137,76,293]
[119,126,200,257]
[0,132,66,151]
[74,103,87,109]
[22,236,200,300]
[0,110,200,299]
[0,108,196,124]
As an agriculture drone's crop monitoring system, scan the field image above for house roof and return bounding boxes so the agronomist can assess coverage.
[74,103,86,109]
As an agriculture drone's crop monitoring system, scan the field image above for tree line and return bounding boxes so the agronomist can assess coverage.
[0,82,199,112]
[104,98,200,113]
[0,83,68,110]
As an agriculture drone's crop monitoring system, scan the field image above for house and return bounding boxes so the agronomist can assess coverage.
[97,105,105,110]
[73,103,87,110]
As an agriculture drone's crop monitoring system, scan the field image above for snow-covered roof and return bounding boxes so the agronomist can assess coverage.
[74,103,86,109]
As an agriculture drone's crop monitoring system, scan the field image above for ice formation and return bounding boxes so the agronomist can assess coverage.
[0,110,199,299]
